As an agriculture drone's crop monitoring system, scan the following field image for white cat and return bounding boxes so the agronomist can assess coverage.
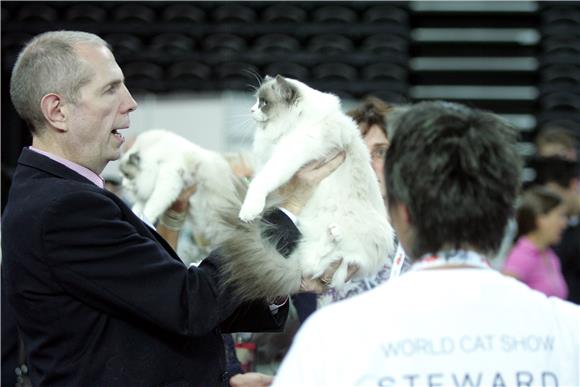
[236,75,395,291]
[119,129,238,252]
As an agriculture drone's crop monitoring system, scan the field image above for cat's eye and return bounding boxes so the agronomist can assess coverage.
[259,98,268,107]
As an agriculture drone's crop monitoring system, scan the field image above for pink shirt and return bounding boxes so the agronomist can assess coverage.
[503,237,568,299]
[29,146,104,189]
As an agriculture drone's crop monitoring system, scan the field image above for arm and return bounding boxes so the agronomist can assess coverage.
[219,208,297,332]
[42,190,238,336]
[156,184,197,250]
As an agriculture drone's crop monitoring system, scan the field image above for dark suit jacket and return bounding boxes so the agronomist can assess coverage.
[1,148,297,387]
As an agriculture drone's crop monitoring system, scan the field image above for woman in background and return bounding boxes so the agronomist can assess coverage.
[503,186,569,298]
[314,97,409,306]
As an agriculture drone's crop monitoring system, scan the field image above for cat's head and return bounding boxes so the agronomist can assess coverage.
[251,75,301,127]
[119,151,140,180]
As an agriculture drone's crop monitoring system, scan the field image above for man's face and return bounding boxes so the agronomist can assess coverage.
[363,124,389,198]
[65,44,137,174]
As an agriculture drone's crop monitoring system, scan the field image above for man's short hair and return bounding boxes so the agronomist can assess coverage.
[9,30,110,133]
[384,101,522,258]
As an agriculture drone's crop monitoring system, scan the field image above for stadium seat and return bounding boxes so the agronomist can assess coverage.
[262,4,306,23]
[162,4,206,23]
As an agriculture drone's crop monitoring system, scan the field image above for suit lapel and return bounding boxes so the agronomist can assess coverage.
[19,147,185,264]
[102,188,184,263]
[18,147,97,186]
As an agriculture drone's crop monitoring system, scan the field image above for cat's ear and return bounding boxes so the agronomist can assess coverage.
[275,75,297,104]
[264,75,273,82]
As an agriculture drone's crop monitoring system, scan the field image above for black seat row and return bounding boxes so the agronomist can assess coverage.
[122,61,409,83]
[3,3,409,24]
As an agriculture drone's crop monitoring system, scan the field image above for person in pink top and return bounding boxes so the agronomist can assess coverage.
[503,186,569,298]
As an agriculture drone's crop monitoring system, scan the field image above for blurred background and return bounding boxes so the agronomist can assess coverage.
[2,1,580,198]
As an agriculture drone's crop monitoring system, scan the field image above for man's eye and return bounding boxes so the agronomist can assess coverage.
[106,84,119,94]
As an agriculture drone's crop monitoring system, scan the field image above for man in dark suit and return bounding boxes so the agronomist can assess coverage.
[2,31,344,387]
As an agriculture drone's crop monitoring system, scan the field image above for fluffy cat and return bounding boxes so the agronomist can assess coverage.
[221,75,395,299]
[119,129,238,252]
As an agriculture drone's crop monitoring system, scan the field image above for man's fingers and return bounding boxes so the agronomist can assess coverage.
[299,150,346,182]
[309,151,346,182]
[182,184,197,197]
[324,257,344,277]
[345,263,359,283]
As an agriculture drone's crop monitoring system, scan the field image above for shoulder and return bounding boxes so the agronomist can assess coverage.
[41,188,122,227]
[504,238,538,266]
[548,298,580,332]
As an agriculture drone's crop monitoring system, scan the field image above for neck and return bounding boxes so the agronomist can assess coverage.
[32,136,104,175]
[413,250,491,271]
[525,233,549,250]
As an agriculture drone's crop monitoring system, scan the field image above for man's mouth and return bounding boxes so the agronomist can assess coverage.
[111,129,125,141]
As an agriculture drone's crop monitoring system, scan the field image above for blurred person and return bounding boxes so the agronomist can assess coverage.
[273,101,580,386]
[535,126,578,161]
[532,155,580,304]
[503,187,568,299]
[347,96,393,198]
[1,30,345,387]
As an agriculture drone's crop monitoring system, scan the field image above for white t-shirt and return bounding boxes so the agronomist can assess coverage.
[273,267,580,387]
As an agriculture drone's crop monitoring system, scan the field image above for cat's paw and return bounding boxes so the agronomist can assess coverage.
[328,224,342,243]
[238,196,266,222]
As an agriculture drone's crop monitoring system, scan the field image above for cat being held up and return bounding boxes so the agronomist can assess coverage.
[120,129,238,253]
[222,75,395,300]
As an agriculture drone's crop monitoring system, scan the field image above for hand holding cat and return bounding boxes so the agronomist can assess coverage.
[277,150,347,216]
[238,150,346,222]
[168,184,197,214]
[157,184,197,249]
[229,372,273,387]
[300,258,359,293]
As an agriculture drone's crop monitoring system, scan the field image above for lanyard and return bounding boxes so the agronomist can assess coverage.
[411,250,491,272]
[388,244,407,279]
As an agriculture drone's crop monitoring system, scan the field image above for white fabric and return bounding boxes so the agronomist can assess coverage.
[273,267,580,387]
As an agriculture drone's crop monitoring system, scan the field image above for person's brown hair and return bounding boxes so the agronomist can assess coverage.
[516,186,563,239]
[346,96,393,138]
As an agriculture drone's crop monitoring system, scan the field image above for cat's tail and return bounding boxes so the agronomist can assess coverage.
[216,179,302,302]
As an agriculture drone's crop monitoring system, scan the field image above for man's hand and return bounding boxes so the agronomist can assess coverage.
[157,184,197,249]
[168,184,197,213]
[300,259,359,293]
[230,372,273,387]
[278,150,346,215]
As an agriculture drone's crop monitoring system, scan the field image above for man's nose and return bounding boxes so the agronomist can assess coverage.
[122,84,138,113]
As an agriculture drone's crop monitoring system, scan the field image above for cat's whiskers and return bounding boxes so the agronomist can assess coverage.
[225,112,257,145]
[241,68,263,90]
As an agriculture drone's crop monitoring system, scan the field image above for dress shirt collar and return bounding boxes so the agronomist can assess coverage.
[29,146,105,189]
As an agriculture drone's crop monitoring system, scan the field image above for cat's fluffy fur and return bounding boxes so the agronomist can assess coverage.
[120,129,238,250]
[220,75,395,300]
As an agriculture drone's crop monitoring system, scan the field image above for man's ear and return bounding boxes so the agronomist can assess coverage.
[397,202,412,225]
[40,93,68,132]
